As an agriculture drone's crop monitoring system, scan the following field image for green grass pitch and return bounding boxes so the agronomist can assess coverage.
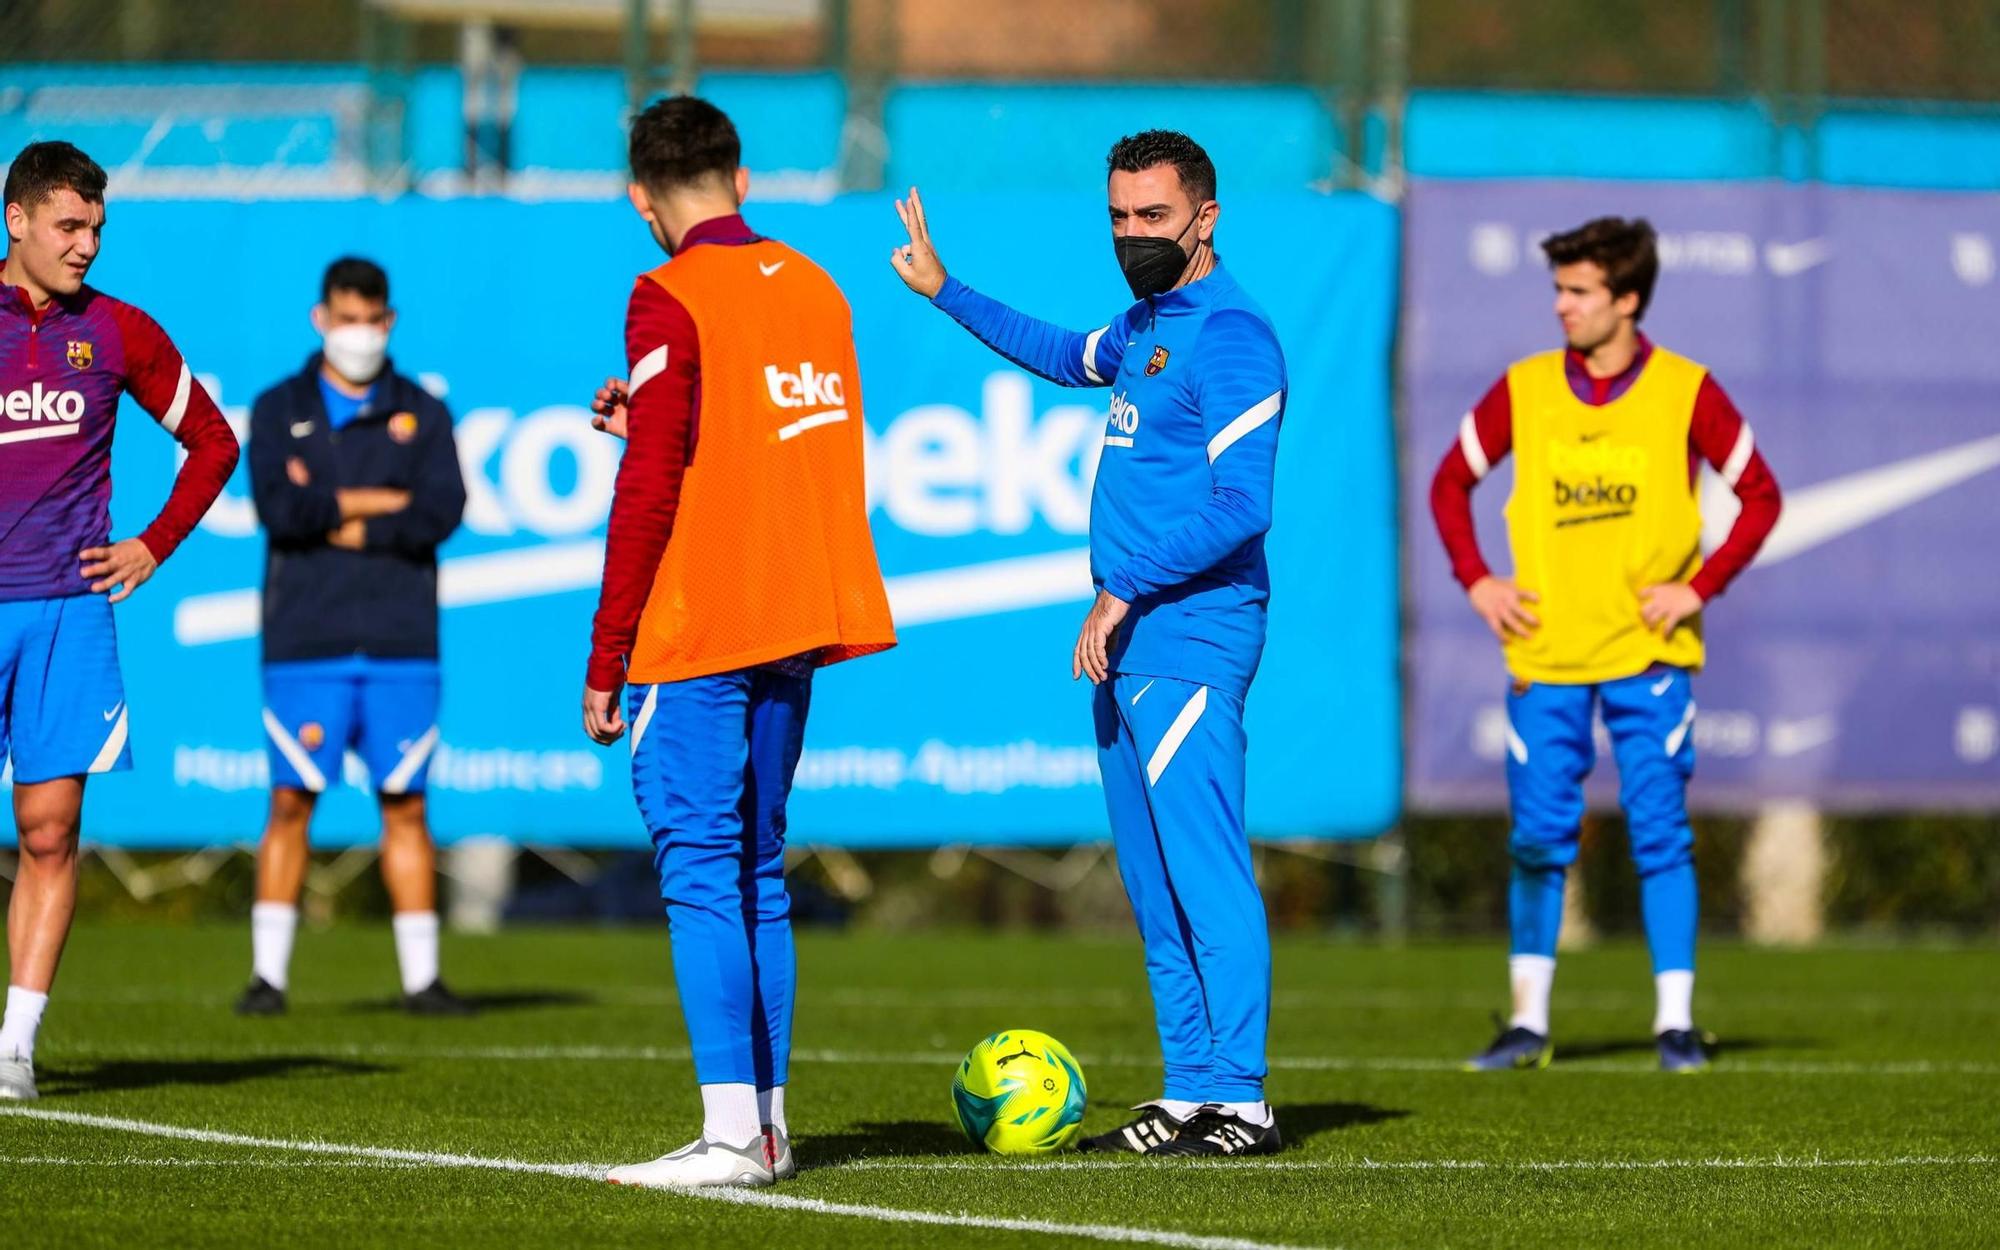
[2,923,1995,1247]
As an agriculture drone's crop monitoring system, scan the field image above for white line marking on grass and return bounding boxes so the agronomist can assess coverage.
[45,1041,2000,1077]
[843,1154,2000,1174]
[0,1153,433,1170]
[0,1108,1324,1250]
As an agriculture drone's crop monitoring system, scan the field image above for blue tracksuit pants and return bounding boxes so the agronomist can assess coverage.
[1095,673,1270,1103]
[627,667,810,1088]
[1506,665,1699,975]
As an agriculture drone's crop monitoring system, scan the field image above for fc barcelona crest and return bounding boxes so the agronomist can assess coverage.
[66,340,93,370]
[388,412,419,443]
[1145,346,1170,376]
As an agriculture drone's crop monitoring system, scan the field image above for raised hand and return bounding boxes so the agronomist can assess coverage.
[889,186,948,298]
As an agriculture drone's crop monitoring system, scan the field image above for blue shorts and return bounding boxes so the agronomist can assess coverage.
[0,595,132,784]
[262,656,441,795]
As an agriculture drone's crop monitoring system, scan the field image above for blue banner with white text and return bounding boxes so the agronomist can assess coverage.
[17,193,1400,848]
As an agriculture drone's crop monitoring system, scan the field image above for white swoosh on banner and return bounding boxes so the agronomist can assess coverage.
[171,544,1094,647]
[1704,432,2000,566]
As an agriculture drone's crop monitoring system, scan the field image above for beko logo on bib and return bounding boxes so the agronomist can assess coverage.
[1107,391,1140,440]
[3,383,87,423]
[764,363,845,409]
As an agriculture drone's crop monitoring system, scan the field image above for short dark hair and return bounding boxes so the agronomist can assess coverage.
[1106,130,1216,203]
[1541,217,1660,319]
[628,95,740,192]
[321,256,389,304]
[4,141,108,212]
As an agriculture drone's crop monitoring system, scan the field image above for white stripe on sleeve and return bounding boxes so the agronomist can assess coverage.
[1081,326,1108,384]
[628,345,670,397]
[1205,391,1283,463]
[1720,424,1755,487]
[160,361,193,435]
[1458,411,1490,480]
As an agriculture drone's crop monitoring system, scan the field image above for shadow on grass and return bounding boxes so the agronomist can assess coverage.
[1554,1035,1817,1061]
[804,1119,978,1164]
[1279,1101,1413,1144]
[340,988,599,1015]
[43,1055,393,1097]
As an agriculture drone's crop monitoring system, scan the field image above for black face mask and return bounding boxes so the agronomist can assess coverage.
[1114,211,1204,299]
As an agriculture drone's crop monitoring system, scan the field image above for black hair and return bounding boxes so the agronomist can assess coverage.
[4,141,108,211]
[628,95,741,192]
[1105,129,1217,203]
[321,256,390,304]
[1541,217,1660,319]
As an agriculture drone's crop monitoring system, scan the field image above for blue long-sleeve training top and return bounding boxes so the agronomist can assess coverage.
[933,260,1286,697]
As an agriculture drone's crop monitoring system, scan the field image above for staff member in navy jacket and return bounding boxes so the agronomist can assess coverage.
[234,257,470,1017]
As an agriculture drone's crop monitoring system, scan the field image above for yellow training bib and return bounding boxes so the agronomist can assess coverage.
[1502,348,1706,684]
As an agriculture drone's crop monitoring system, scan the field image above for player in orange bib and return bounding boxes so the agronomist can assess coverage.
[580,97,895,1187]
[1429,218,1783,1074]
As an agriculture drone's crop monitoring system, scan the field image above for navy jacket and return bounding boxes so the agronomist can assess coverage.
[248,355,466,662]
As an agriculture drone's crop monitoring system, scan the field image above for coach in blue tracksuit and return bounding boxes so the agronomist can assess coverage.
[236,257,469,1018]
[892,130,1286,1158]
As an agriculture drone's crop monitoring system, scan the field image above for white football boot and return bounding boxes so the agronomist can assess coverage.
[763,1124,795,1180]
[606,1136,775,1189]
[0,1050,36,1101]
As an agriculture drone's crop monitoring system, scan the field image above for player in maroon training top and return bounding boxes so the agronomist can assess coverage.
[0,142,239,1100]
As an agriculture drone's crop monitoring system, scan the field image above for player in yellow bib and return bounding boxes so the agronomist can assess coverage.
[1428,218,1784,1072]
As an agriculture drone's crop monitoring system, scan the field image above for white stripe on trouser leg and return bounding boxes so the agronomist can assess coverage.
[1506,723,1529,765]
[262,708,328,792]
[1145,686,1209,787]
[629,685,659,757]
[87,706,128,773]
[1664,699,1697,757]
[381,726,439,795]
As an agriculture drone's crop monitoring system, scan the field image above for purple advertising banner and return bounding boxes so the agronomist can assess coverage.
[1403,179,2000,810]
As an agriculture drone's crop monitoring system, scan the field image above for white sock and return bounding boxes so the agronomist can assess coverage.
[1221,1099,1273,1127]
[701,1082,761,1148]
[757,1084,787,1134]
[0,986,49,1060]
[250,902,298,992]
[1654,969,1695,1035]
[391,911,439,996]
[1156,1098,1203,1120]
[1509,954,1556,1036]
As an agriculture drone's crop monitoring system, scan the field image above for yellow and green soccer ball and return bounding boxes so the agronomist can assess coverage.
[950,1029,1088,1154]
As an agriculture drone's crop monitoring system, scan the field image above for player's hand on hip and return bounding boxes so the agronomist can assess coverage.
[583,685,627,745]
[590,376,629,439]
[78,538,158,604]
[1072,590,1131,684]
[1641,581,1704,635]
[890,186,948,298]
[1468,575,1540,641]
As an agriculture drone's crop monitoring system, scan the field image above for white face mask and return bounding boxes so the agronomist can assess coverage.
[322,323,388,385]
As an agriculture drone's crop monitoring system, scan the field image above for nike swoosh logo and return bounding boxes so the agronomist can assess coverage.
[1650,675,1673,696]
[1704,432,2000,566]
[172,546,1095,646]
[1767,714,1839,757]
[1579,432,1607,443]
[758,260,785,277]
[290,421,315,437]
[1764,238,1832,277]
[103,701,124,721]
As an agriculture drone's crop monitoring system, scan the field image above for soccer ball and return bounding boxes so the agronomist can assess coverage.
[950,1028,1088,1154]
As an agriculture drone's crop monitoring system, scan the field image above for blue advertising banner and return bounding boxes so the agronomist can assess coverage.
[17,192,1401,847]
[1402,179,2000,809]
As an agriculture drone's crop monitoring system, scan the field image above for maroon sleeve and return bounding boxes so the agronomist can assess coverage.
[1687,374,1782,601]
[1429,376,1513,590]
[108,301,241,565]
[585,278,699,693]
